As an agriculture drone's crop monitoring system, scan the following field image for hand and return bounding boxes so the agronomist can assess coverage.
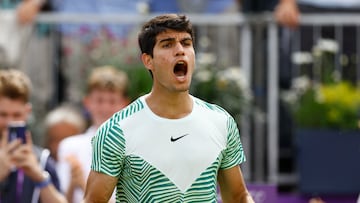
[309,197,326,203]
[66,155,86,191]
[274,0,300,29]
[10,132,45,182]
[0,131,22,181]
[16,0,42,25]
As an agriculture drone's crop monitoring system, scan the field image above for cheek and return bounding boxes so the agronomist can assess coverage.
[153,51,171,66]
[0,119,6,131]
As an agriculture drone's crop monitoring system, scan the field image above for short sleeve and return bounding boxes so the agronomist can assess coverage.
[91,121,125,177]
[220,115,246,169]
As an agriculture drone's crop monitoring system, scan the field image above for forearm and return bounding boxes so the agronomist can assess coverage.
[25,0,46,7]
[218,166,254,203]
[66,186,76,203]
[40,184,68,203]
[31,170,67,203]
[239,191,255,203]
[66,182,85,203]
[221,190,254,203]
[82,171,117,203]
[16,0,45,24]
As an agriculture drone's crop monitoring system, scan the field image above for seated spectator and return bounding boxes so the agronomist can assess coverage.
[57,66,129,203]
[43,105,87,162]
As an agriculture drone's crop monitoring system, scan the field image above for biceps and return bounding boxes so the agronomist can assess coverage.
[83,171,117,203]
[218,166,247,200]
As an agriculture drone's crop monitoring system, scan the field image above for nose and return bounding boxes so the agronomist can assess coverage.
[174,42,185,56]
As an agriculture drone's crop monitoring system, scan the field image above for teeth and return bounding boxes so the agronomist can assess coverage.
[177,61,185,65]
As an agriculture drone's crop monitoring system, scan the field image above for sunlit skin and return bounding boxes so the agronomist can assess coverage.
[16,0,42,24]
[141,30,195,119]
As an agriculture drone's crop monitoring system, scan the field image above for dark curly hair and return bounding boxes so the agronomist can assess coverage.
[138,14,195,57]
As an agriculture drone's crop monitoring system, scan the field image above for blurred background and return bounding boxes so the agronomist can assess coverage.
[1,0,360,202]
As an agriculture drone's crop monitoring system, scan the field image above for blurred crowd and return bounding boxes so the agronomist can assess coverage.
[1,0,360,202]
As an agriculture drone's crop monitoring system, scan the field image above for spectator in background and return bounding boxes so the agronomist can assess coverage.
[149,0,240,68]
[239,0,300,89]
[43,105,87,162]
[0,69,66,203]
[241,0,299,28]
[293,0,360,82]
[239,0,300,189]
[0,0,45,24]
[51,0,148,105]
[274,0,300,28]
[57,66,129,203]
[269,0,360,81]
[1,0,60,136]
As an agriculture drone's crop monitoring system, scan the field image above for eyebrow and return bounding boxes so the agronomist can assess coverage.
[158,37,193,43]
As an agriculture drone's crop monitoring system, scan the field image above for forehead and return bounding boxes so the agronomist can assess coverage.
[87,89,123,99]
[0,97,27,110]
[156,30,192,42]
[47,122,80,138]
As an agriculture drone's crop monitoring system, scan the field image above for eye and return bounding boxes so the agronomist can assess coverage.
[14,113,23,119]
[182,39,193,47]
[162,42,172,48]
[0,112,6,118]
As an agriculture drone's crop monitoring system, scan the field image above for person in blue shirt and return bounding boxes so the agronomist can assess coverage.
[0,69,66,203]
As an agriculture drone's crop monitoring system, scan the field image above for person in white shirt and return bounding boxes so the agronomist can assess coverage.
[82,13,254,203]
[57,66,129,203]
[43,105,87,162]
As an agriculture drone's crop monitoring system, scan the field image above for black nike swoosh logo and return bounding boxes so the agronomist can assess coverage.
[170,134,189,142]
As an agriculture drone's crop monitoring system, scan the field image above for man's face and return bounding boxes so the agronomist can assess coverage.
[84,89,128,127]
[143,29,195,93]
[0,97,31,132]
[46,121,81,161]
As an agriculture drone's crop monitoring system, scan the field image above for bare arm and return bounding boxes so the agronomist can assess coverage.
[16,0,45,24]
[11,134,67,203]
[39,180,68,203]
[82,171,117,203]
[217,165,254,203]
[65,155,86,203]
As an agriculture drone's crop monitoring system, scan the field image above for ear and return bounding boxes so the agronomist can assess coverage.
[141,53,153,71]
[25,102,32,121]
[83,96,90,110]
[25,103,32,114]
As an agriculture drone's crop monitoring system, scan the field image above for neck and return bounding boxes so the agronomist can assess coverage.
[145,91,193,119]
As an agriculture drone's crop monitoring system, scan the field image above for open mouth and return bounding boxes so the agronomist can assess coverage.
[173,61,188,77]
